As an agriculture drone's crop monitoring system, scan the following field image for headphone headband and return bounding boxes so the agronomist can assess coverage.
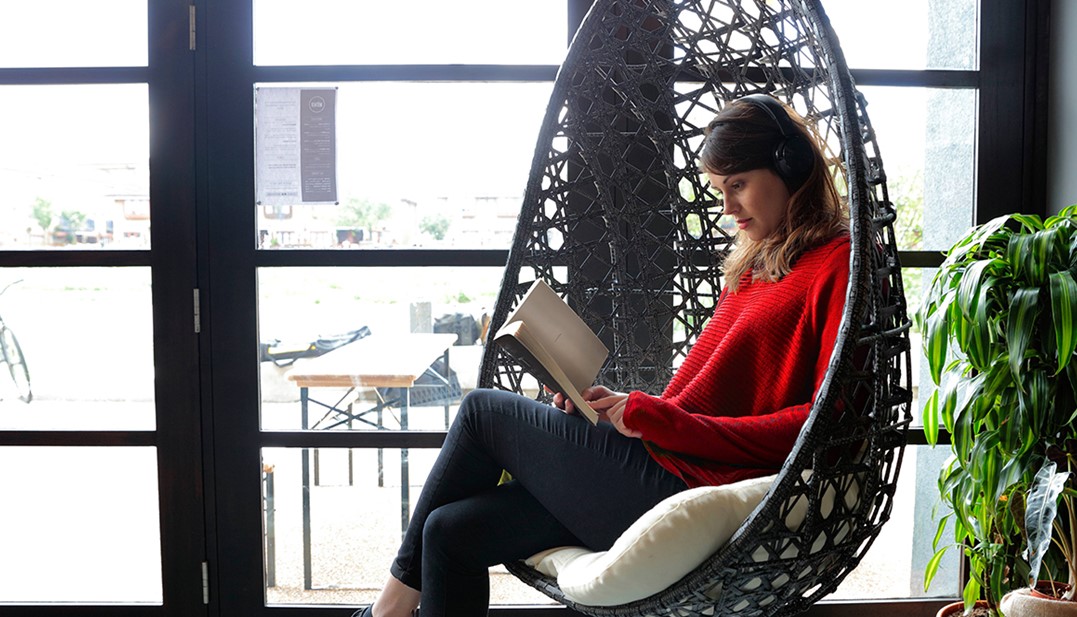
[738,94,799,138]
[735,94,814,191]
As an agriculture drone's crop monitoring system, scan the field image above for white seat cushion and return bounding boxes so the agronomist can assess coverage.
[524,473,778,606]
[525,469,863,606]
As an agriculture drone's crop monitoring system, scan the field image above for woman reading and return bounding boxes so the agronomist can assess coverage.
[354,94,850,617]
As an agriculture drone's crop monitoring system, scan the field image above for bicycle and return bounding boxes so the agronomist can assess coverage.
[0,280,31,403]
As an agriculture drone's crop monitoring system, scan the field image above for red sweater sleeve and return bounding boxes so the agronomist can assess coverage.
[625,391,812,468]
[621,237,850,476]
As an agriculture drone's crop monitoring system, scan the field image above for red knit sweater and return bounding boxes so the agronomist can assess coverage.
[622,235,850,488]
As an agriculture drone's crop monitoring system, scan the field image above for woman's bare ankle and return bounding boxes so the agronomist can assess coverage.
[370,576,420,617]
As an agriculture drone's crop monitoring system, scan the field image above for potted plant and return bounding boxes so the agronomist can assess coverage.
[919,205,1077,616]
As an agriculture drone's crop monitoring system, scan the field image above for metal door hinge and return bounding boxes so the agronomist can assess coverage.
[189,6,197,51]
[202,561,210,604]
[193,288,201,333]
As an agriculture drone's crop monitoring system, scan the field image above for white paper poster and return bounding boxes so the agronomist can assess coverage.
[255,87,338,205]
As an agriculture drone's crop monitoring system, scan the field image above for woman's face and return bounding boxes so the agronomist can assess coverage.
[706,168,790,242]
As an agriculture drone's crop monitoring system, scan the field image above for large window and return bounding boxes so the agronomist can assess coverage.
[0,0,203,612]
[0,1,1049,615]
[236,0,1029,611]
[208,1,580,612]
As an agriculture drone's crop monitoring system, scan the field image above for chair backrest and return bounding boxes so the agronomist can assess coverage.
[478,0,913,614]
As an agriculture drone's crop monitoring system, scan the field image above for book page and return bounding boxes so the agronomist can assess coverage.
[501,280,608,394]
[496,322,600,424]
[494,280,609,424]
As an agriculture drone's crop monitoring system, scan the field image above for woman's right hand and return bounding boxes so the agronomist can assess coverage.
[553,386,640,438]
[552,385,625,415]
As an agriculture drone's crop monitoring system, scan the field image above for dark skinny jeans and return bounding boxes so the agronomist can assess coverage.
[387,388,687,617]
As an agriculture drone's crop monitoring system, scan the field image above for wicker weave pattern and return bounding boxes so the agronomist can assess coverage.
[476,1,912,615]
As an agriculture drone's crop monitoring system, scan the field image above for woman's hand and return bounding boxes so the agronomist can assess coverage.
[552,384,618,414]
[553,386,642,439]
[592,392,642,439]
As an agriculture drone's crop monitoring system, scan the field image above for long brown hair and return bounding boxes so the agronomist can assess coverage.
[701,96,847,291]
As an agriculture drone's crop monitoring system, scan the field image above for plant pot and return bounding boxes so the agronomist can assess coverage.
[936,599,991,617]
[1031,581,1074,600]
[1002,583,1077,617]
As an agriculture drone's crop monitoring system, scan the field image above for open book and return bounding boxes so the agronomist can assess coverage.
[493,280,609,424]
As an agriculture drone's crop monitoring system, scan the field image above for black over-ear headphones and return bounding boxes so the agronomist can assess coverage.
[736,94,815,191]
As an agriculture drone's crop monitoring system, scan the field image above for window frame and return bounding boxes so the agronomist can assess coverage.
[0,0,1049,614]
[207,0,1053,614]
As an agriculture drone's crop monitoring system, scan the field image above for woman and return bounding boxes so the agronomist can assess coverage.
[354,94,850,617]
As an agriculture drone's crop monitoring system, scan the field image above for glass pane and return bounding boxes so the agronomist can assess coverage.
[0,268,155,431]
[0,85,150,250]
[909,266,936,430]
[262,444,961,606]
[253,1,567,66]
[0,1,147,68]
[0,447,162,604]
[259,267,502,431]
[830,445,959,600]
[860,86,976,252]
[824,0,978,70]
[253,82,549,250]
[262,446,553,605]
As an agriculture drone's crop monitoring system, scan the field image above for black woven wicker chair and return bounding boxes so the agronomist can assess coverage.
[476,0,913,615]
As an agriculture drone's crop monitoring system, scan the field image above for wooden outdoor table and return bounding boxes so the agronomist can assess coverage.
[286,332,457,590]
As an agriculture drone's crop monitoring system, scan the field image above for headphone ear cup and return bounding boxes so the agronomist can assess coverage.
[774,133,815,189]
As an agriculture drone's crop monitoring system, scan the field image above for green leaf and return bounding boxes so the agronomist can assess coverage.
[924,388,940,446]
[954,391,975,464]
[955,372,987,428]
[963,577,982,613]
[997,457,1026,505]
[1070,227,1077,271]
[940,215,1010,273]
[972,433,1001,501]
[1007,287,1042,384]
[957,260,994,321]
[939,456,962,496]
[989,549,1007,607]
[932,513,952,551]
[924,546,949,591]
[1029,230,1056,283]
[981,358,1014,407]
[951,297,975,361]
[1011,212,1046,233]
[968,277,996,369]
[1017,369,1051,439]
[1009,226,1061,286]
[1009,232,1037,282]
[1044,227,1064,275]
[925,307,950,386]
[939,372,961,434]
[1049,270,1077,372]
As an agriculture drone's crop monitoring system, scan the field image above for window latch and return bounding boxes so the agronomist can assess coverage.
[189,6,197,51]
[193,288,201,334]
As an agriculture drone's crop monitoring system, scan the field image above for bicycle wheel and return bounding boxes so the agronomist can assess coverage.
[1,326,32,403]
